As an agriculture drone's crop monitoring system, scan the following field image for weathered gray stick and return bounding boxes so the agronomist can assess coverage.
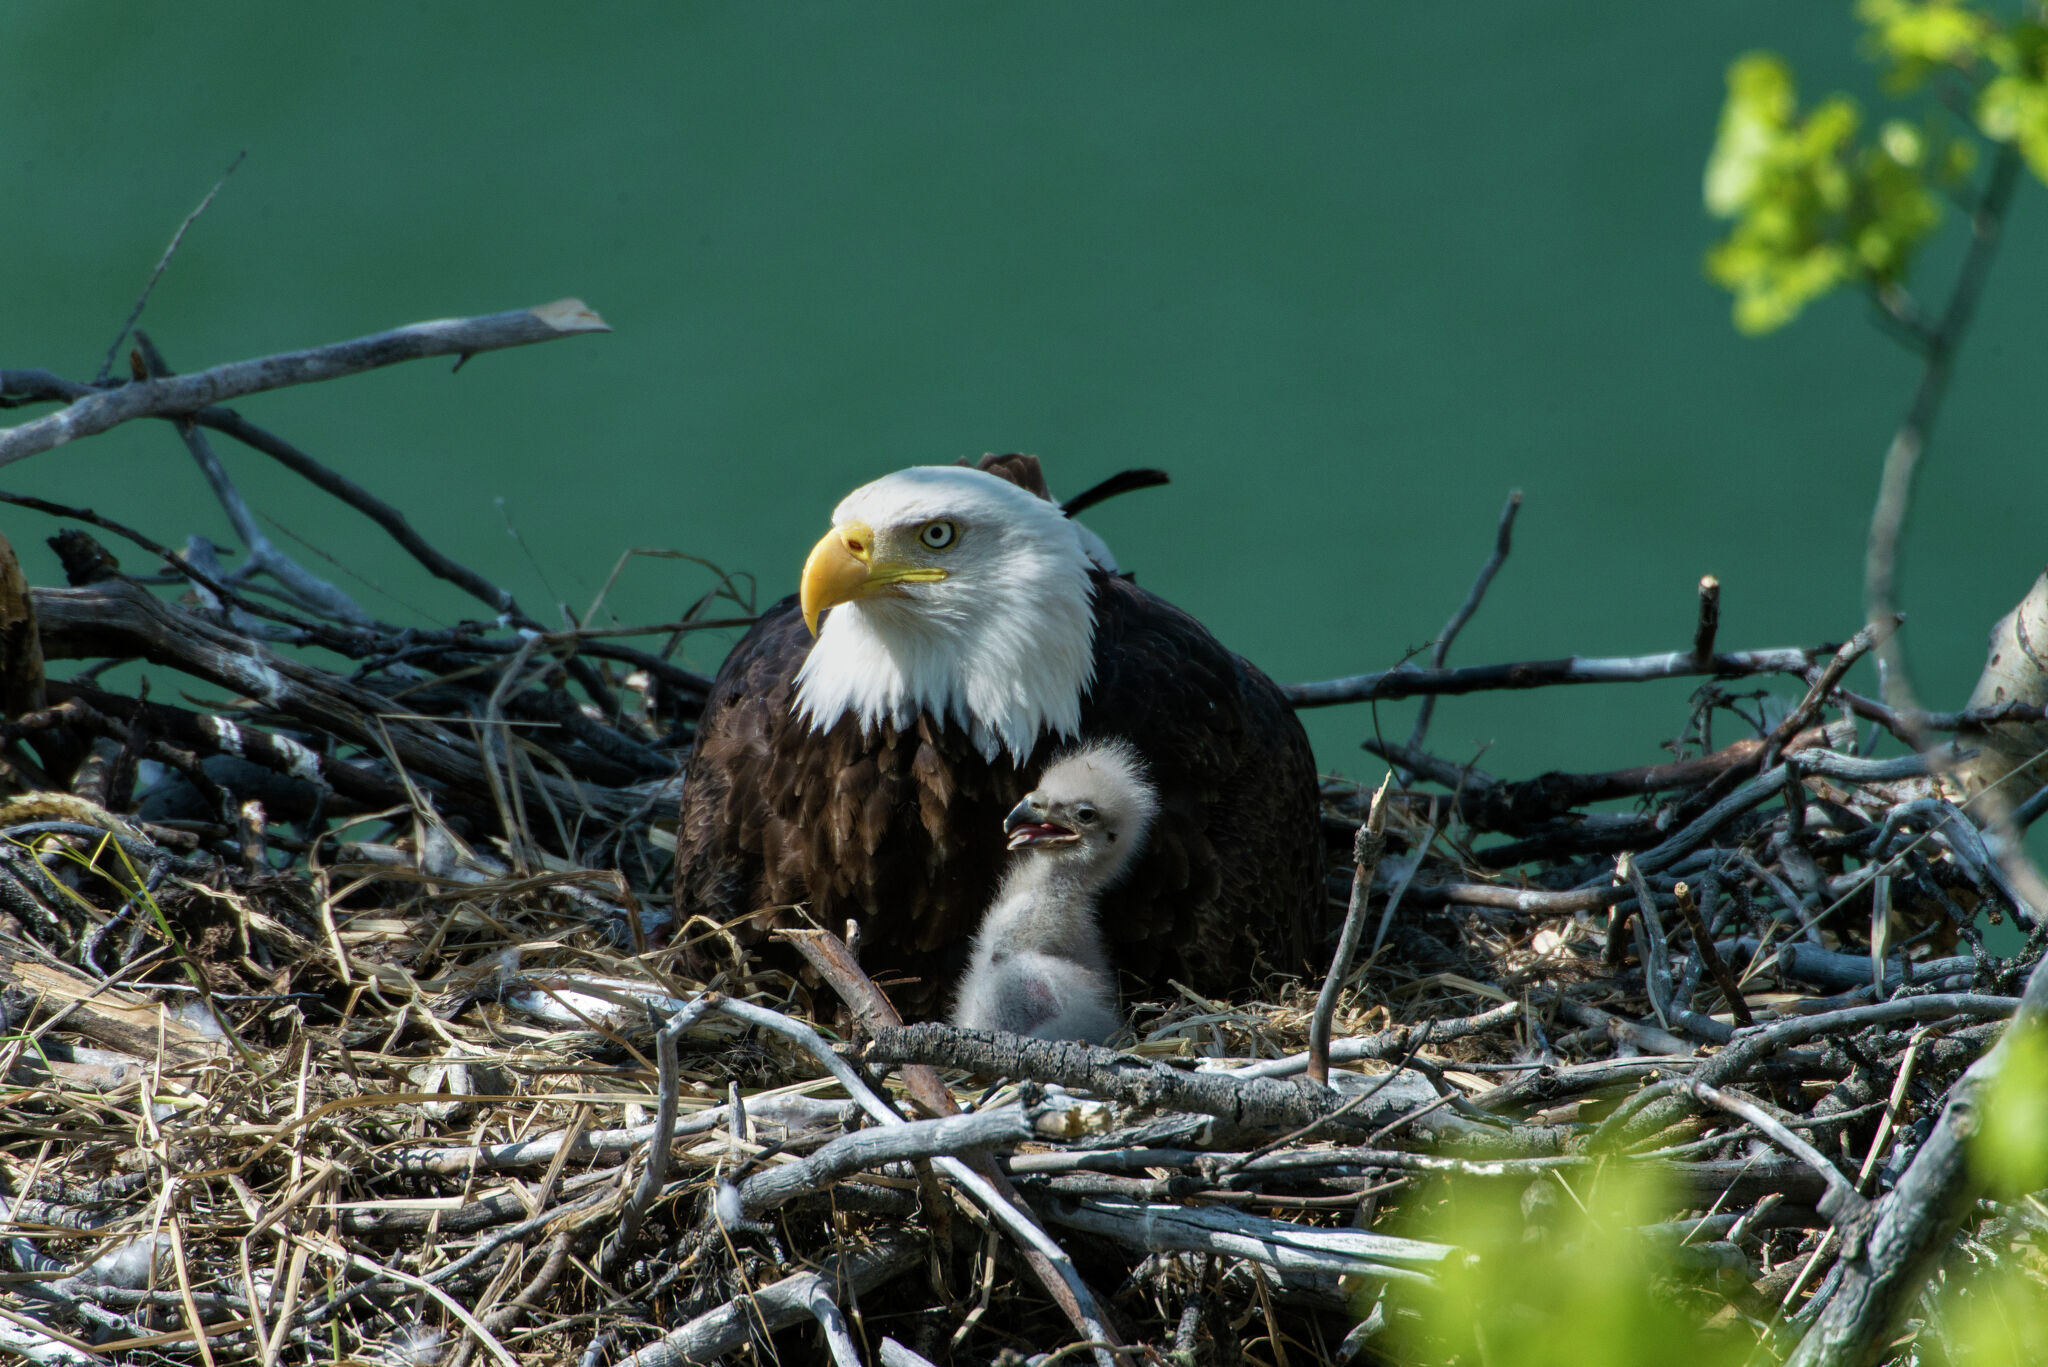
[607,1234,923,1367]
[708,997,1120,1367]
[1308,778,1389,1087]
[868,1024,1333,1131]
[1407,490,1520,751]
[1287,643,1834,708]
[0,302,608,467]
[1044,1196,1452,1285]
[600,999,711,1275]
[736,1105,1056,1219]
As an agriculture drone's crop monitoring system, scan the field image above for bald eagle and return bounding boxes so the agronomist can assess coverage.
[672,462,1326,1017]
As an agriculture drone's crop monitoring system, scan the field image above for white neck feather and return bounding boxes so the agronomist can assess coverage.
[793,490,1098,763]
[979,861,1110,964]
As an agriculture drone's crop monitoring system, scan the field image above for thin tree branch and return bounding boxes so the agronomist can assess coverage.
[132,332,374,626]
[1865,143,2022,721]
[0,301,609,467]
[1308,777,1389,1088]
[1287,643,1835,709]
[94,153,246,385]
[1407,491,1520,751]
[606,1235,924,1367]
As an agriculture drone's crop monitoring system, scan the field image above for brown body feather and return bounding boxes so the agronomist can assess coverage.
[672,572,1327,1018]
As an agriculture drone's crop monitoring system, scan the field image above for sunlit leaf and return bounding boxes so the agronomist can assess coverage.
[1705,53,1796,216]
[1858,0,1991,88]
[1979,71,2048,182]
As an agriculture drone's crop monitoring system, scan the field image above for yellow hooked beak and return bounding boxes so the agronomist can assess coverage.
[800,521,948,636]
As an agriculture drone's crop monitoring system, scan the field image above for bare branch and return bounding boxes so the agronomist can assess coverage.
[0,301,609,468]
[1689,1081,1865,1223]
[599,999,712,1275]
[610,1234,923,1367]
[1407,490,1521,751]
[94,152,246,385]
[1692,575,1721,664]
[1308,777,1389,1087]
[133,332,373,626]
[1287,643,1834,709]
[735,1105,1058,1220]
[1866,143,2022,719]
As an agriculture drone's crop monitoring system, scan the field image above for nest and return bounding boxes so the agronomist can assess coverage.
[4,309,2048,1367]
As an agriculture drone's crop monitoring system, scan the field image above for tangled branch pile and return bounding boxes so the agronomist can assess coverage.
[3,309,2047,1367]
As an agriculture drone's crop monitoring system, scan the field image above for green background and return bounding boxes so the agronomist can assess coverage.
[4,4,2043,787]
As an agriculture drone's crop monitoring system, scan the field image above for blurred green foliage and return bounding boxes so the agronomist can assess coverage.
[1931,1255,2048,1365]
[1911,1023,2048,1363]
[1972,1020,2048,1199]
[1702,0,2048,333]
[1381,1162,1749,1367]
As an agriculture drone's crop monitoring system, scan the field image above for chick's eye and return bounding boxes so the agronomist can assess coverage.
[919,521,957,550]
[1075,806,1097,824]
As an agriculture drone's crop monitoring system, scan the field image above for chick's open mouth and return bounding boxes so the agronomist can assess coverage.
[1005,821,1077,850]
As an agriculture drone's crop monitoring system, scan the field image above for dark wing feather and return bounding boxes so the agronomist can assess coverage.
[1076,574,1327,991]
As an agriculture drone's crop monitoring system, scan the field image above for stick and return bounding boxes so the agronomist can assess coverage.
[607,1234,923,1367]
[0,301,609,467]
[1287,643,1834,708]
[599,999,712,1276]
[706,996,1121,1367]
[1622,853,1674,1028]
[1865,143,2023,722]
[1308,777,1389,1087]
[879,1339,941,1367]
[778,928,1124,1360]
[1043,1197,1451,1285]
[1759,618,1892,771]
[735,1106,1055,1219]
[1688,1082,1865,1223]
[1692,575,1720,663]
[802,1276,865,1367]
[94,153,246,385]
[1406,491,1520,751]
[1675,882,1752,1027]
[133,332,373,626]
[192,406,531,624]
[1785,936,2048,1367]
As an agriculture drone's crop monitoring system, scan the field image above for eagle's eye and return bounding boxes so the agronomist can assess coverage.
[918,520,958,551]
[1075,805,1098,824]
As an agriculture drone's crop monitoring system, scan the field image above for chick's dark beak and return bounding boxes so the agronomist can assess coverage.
[1004,794,1077,850]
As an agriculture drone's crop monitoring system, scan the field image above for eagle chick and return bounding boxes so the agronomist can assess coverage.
[951,741,1157,1043]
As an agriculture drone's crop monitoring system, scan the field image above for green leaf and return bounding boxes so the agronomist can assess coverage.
[1979,70,2048,181]
[1857,0,1991,87]
[1705,53,1797,217]
[1702,40,1955,333]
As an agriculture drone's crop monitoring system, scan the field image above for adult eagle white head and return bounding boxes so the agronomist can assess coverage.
[674,457,1326,1018]
[794,467,1098,763]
